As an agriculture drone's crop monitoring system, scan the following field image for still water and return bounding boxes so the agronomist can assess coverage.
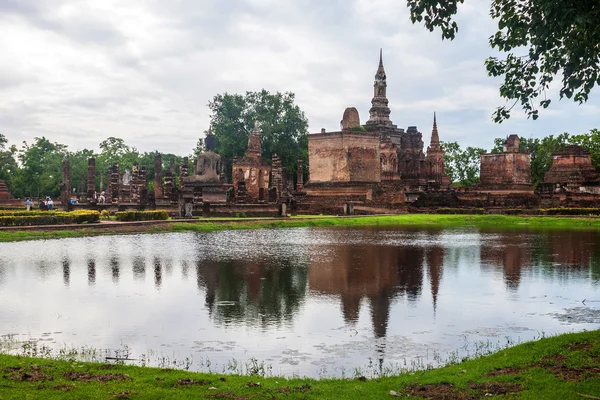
[0,227,599,377]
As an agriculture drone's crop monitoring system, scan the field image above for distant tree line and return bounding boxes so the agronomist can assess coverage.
[0,90,309,199]
[442,129,600,188]
[0,133,185,199]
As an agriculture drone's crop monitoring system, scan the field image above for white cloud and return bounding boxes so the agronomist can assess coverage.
[0,0,598,156]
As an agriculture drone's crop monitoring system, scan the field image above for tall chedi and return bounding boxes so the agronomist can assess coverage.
[366,49,396,128]
[425,112,451,186]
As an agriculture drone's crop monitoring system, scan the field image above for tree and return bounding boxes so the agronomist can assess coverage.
[441,141,486,187]
[0,134,19,197]
[17,137,67,198]
[208,90,309,181]
[407,1,600,122]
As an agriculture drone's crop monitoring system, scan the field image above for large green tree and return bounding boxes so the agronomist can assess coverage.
[17,137,67,198]
[208,90,309,181]
[441,141,487,187]
[407,0,600,122]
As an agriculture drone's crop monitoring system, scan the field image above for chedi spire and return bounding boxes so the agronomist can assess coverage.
[430,112,440,149]
[366,49,393,127]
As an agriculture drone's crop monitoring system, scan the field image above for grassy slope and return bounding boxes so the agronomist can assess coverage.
[0,330,598,399]
[2,214,600,242]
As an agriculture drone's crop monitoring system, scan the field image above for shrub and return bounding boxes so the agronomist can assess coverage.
[114,210,169,222]
[349,125,367,132]
[0,211,100,226]
[436,208,485,215]
[543,208,600,216]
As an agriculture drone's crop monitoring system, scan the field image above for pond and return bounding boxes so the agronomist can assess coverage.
[0,227,599,378]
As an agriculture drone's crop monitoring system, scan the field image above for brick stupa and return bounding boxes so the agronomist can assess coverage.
[0,180,14,200]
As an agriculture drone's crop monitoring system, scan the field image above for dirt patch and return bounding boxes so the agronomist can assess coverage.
[548,365,600,382]
[275,384,311,394]
[469,381,522,395]
[246,381,260,388]
[63,371,132,383]
[485,367,524,377]
[565,342,593,352]
[51,383,76,391]
[404,383,474,400]
[404,382,522,399]
[4,365,53,382]
[176,378,211,386]
[537,354,567,366]
[205,392,248,400]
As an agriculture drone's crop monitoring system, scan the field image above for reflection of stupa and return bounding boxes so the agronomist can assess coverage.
[308,242,430,369]
[426,246,444,315]
[480,234,529,290]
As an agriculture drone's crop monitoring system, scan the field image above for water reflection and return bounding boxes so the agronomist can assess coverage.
[0,227,598,377]
[87,259,96,286]
[196,259,307,328]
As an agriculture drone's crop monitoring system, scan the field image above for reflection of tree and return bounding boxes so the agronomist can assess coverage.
[195,259,307,328]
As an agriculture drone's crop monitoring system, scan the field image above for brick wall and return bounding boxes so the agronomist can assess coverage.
[308,131,380,183]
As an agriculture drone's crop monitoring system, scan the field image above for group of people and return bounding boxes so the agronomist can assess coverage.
[25,197,54,211]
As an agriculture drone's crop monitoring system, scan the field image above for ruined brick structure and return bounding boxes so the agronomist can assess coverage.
[479,135,533,192]
[60,157,70,209]
[87,158,96,203]
[544,145,600,189]
[154,152,162,199]
[304,50,449,210]
[231,121,271,202]
[110,163,120,203]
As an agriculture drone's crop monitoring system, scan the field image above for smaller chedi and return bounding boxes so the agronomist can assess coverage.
[0,180,14,200]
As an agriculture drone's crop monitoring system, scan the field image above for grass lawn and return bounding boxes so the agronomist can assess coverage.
[0,330,598,399]
[2,214,600,242]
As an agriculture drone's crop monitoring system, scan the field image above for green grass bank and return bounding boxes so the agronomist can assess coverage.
[2,214,600,242]
[0,330,598,399]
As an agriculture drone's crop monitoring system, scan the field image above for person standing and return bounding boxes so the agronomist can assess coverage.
[25,198,31,211]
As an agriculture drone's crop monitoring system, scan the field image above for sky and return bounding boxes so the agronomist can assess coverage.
[1,0,599,156]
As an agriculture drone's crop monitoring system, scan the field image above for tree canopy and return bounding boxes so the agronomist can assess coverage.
[208,90,309,181]
[407,0,600,122]
[441,141,487,187]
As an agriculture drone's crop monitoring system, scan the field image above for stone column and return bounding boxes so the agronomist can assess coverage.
[131,162,139,203]
[61,156,71,211]
[87,158,96,203]
[271,154,283,203]
[139,166,148,206]
[179,157,189,190]
[110,163,120,203]
[154,152,162,199]
[296,157,304,191]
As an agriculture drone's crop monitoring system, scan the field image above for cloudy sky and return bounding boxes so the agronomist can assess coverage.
[1,0,599,156]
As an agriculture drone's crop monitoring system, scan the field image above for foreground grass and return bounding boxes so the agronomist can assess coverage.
[2,214,600,242]
[0,330,599,399]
